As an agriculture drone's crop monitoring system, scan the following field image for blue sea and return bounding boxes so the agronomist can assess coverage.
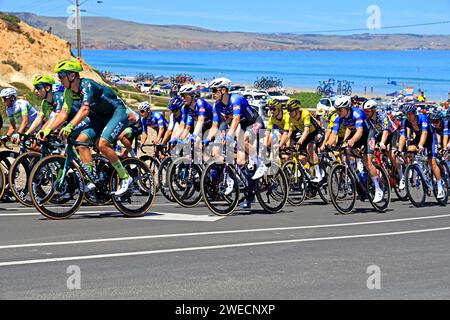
[81,50,450,100]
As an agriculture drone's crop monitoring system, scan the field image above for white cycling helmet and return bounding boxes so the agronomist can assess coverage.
[363,100,378,110]
[0,88,17,99]
[179,84,197,95]
[138,101,152,112]
[334,96,352,109]
[209,77,232,90]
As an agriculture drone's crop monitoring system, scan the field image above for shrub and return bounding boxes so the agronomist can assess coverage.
[0,12,21,33]
[23,32,35,44]
[288,92,322,109]
[2,60,22,72]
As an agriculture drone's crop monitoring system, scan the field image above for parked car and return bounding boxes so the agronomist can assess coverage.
[243,92,270,119]
[263,89,290,105]
[316,96,336,115]
[136,82,152,94]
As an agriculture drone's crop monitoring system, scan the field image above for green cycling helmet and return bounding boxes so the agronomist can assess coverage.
[32,75,56,87]
[54,59,84,73]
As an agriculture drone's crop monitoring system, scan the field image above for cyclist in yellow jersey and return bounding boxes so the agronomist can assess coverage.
[320,106,347,151]
[265,99,291,149]
[286,98,325,183]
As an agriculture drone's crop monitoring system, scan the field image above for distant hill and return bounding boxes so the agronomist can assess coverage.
[12,12,450,51]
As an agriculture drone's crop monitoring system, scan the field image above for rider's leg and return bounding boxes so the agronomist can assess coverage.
[118,129,134,158]
[308,142,322,182]
[99,106,131,195]
[76,133,94,172]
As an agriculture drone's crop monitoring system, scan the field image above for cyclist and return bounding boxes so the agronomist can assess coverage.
[363,100,405,188]
[429,111,449,153]
[285,98,325,183]
[209,77,264,209]
[327,96,385,203]
[117,107,142,158]
[363,100,399,150]
[165,96,187,145]
[264,99,290,150]
[177,84,220,146]
[0,88,38,144]
[397,104,445,199]
[139,101,168,159]
[24,76,61,137]
[54,59,132,196]
[320,106,346,152]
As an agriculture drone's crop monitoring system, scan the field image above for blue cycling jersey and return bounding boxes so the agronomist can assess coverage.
[214,94,259,123]
[332,107,371,134]
[182,98,219,127]
[433,119,450,137]
[141,112,168,132]
[400,114,433,137]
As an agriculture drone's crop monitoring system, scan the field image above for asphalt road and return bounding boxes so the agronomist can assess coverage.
[1,194,450,300]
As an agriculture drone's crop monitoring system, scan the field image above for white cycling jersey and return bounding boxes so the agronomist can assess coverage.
[6,99,38,127]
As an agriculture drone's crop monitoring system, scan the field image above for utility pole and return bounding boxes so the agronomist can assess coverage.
[76,0,82,58]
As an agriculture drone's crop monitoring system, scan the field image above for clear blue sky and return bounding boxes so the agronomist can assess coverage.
[2,0,450,34]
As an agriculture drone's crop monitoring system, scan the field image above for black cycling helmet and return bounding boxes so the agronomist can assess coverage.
[429,112,442,121]
[402,103,417,114]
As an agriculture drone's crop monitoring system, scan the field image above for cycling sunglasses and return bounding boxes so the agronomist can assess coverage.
[34,84,47,91]
[57,71,71,80]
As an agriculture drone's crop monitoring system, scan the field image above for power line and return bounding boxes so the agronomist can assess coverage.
[285,20,450,34]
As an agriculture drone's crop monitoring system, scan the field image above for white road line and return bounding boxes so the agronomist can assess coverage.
[0,211,221,222]
[1,227,449,267]
[1,214,450,250]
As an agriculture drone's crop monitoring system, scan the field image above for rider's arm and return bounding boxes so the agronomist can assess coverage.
[227,115,240,138]
[17,115,29,135]
[419,131,428,149]
[48,109,69,131]
[279,131,289,149]
[380,130,390,147]
[6,120,15,137]
[349,128,363,146]
[418,116,429,148]
[443,120,449,149]
[140,118,148,145]
[192,116,204,138]
[162,129,172,145]
[26,114,44,135]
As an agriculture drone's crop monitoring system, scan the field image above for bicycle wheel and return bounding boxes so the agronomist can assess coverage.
[433,163,448,206]
[317,86,323,95]
[9,151,41,207]
[84,155,114,206]
[167,157,203,208]
[29,155,84,220]
[328,164,357,214]
[140,155,160,192]
[110,158,156,217]
[317,162,331,204]
[440,160,450,193]
[366,164,391,212]
[158,157,176,202]
[200,161,240,216]
[393,164,408,201]
[405,164,426,208]
[256,166,288,214]
[282,161,307,206]
[0,165,6,201]
[0,151,19,201]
